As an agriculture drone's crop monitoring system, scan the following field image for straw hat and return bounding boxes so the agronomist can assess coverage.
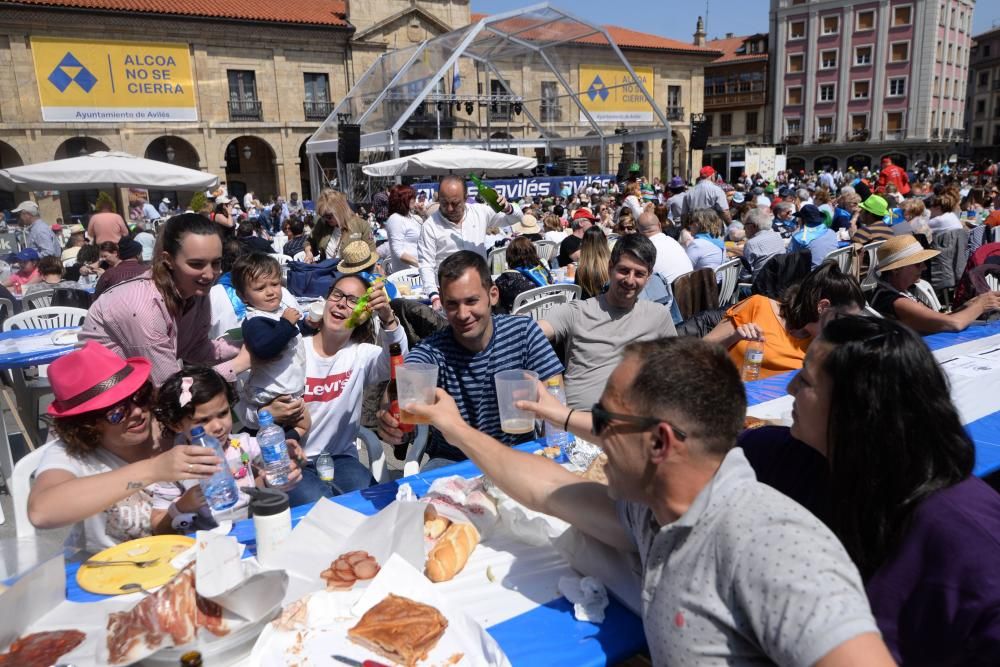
[47,342,151,418]
[337,240,379,274]
[876,235,940,273]
[512,214,540,235]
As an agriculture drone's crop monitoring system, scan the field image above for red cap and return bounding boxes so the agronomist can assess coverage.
[699,166,716,179]
[572,207,596,221]
[47,341,151,418]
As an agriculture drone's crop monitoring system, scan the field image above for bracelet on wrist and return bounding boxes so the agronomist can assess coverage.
[563,408,575,432]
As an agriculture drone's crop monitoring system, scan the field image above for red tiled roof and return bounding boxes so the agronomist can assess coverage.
[706,34,769,64]
[470,12,721,56]
[2,0,350,27]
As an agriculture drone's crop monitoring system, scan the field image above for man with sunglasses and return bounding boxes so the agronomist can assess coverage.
[405,336,893,666]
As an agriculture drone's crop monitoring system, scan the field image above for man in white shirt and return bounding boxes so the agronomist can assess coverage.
[418,175,523,308]
[637,211,692,284]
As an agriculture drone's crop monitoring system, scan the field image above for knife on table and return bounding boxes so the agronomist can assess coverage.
[331,655,391,667]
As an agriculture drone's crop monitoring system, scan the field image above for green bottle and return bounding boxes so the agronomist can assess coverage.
[469,174,504,212]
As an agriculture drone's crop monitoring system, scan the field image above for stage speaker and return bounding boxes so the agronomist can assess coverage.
[690,120,710,150]
[338,124,361,163]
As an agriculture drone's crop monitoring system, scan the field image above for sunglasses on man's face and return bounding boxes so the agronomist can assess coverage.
[590,402,686,440]
[105,382,154,425]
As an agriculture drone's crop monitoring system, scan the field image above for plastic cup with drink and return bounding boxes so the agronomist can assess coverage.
[495,370,539,435]
[396,362,439,425]
[307,301,325,324]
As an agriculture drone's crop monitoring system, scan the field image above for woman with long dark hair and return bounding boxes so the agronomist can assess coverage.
[742,315,1000,664]
[81,213,251,384]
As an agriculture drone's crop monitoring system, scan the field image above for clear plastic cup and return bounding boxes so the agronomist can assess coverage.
[495,370,539,435]
[396,362,439,424]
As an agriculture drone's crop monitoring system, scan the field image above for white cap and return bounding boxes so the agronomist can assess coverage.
[11,201,39,215]
[161,197,171,204]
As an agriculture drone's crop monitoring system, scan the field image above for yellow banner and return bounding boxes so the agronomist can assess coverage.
[31,37,197,122]
[579,65,655,123]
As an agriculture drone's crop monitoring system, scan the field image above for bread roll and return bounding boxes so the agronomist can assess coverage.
[423,505,451,540]
[424,522,479,583]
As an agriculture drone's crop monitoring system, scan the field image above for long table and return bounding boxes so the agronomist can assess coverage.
[745,320,1000,476]
[64,441,648,666]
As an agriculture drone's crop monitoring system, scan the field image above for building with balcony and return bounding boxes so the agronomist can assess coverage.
[702,31,770,180]
[768,0,976,173]
[966,26,1000,161]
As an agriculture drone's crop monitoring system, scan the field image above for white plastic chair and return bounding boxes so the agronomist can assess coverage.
[859,241,885,292]
[356,426,389,484]
[22,289,54,311]
[11,441,53,538]
[824,245,854,275]
[511,293,572,320]
[292,250,307,263]
[912,279,943,312]
[387,268,421,287]
[3,306,88,333]
[270,253,291,265]
[533,240,557,263]
[511,283,581,313]
[488,246,508,274]
[714,258,741,307]
[402,425,432,478]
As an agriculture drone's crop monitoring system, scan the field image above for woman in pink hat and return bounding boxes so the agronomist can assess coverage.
[80,213,254,386]
[28,342,225,551]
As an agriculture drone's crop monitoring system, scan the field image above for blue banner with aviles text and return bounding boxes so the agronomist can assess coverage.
[410,174,615,202]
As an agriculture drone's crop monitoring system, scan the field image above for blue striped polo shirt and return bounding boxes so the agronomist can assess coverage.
[407,314,563,461]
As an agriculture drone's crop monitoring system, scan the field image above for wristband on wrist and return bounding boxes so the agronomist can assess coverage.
[563,408,575,432]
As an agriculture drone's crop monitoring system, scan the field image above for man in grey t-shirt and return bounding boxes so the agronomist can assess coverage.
[538,234,675,409]
[732,207,786,281]
[405,337,893,666]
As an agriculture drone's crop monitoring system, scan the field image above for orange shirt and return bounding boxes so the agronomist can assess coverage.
[725,295,812,379]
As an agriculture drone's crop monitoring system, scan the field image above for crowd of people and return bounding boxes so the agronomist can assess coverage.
[6,154,1000,665]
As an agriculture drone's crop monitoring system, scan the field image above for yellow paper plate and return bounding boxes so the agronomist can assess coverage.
[76,535,195,595]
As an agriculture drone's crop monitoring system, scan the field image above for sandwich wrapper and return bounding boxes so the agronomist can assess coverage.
[0,532,287,667]
[557,575,610,624]
[248,553,511,666]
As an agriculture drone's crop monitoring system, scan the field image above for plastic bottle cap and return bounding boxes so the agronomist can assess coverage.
[190,425,205,437]
[247,488,289,517]
[546,377,561,386]
[258,410,274,427]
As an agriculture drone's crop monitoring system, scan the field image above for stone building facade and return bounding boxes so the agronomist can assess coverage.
[966,25,1000,161]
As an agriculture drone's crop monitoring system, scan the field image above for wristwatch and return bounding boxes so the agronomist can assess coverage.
[168,503,196,532]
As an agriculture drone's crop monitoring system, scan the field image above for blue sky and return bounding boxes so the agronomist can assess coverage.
[471,0,1000,41]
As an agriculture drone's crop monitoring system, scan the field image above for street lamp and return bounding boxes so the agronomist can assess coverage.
[165,144,176,162]
[242,145,252,161]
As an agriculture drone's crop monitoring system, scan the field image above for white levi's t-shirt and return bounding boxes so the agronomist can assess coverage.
[300,325,408,458]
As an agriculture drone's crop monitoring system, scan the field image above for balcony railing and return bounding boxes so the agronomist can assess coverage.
[847,129,870,142]
[228,99,262,121]
[704,90,766,109]
[784,133,803,145]
[489,103,511,122]
[665,106,685,121]
[303,100,335,121]
[881,129,907,141]
[816,132,835,143]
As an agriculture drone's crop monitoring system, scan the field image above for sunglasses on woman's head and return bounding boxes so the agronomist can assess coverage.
[104,382,154,425]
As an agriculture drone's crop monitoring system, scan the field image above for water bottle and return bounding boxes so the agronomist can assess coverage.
[316,452,335,483]
[544,377,571,455]
[741,339,765,382]
[189,426,239,511]
[257,410,291,486]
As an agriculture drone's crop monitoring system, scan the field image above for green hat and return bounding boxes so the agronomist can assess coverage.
[859,195,890,219]
[629,162,641,172]
[764,183,775,194]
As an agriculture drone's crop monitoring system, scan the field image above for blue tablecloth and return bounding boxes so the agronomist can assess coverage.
[745,321,1000,477]
[0,327,78,369]
[65,441,647,666]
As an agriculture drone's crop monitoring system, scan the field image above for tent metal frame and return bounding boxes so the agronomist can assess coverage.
[305,2,674,198]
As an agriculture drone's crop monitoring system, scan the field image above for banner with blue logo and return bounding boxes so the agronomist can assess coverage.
[411,174,615,201]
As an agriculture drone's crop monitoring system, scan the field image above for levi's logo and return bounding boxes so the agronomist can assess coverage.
[304,370,353,402]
